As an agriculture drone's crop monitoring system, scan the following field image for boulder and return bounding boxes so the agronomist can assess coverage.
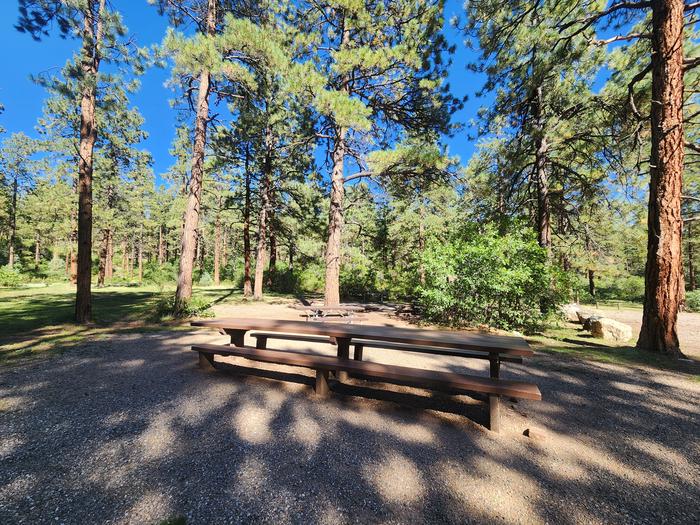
[582,315,602,331]
[590,318,633,343]
[560,303,581,323]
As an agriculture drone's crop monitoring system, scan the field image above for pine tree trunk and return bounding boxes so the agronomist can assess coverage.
[98,229,108,287]
[75,0,105,323]
[34,235,40,269]
[106,229,113,280]
[324,128,346,306]
[174,0,216,315]
[138,236,143,284]
[267,208,276,288]
[221,226,228,271]
[324,18,351,307]
[637,0,685,357]
[689,222,695,291]
[253,129,272,301]
[243,143,253,297]
[588,269,595,298]
[533,85,551,251]
[158,225,165,265]
[214,215,221,286]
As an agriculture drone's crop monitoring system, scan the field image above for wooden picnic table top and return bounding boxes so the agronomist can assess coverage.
[191,317,533,357]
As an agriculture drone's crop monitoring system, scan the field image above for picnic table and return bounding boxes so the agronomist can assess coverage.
[293,304,365,322]
[190,318,540,432]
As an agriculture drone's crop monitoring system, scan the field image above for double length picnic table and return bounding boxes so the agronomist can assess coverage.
[191,317,533,378]
[190,318,540,432]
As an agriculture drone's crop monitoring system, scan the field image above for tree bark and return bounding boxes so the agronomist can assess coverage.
[173,0,216,315]
[137,235,143,284]
[588,269,596,298]
[129,239,135,280]
[243,143,253,297]
[533,85,551,251]
[418,201,426,286]
[97,228,108,287]
[689,222,695,291]
[106,229,113,280]
[214,214,221,286]
[158,225,165,265]
[324,127,346,306]
[75,0,105,323]
[34,234,40,269]
[637,0,685,357]
[253,126,273,301]
[267,208,276,288]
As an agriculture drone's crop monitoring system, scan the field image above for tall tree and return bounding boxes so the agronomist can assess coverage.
[0,133,39,267]
[17,0,144,322]
[559,0,699,356]
[294,0,454,305]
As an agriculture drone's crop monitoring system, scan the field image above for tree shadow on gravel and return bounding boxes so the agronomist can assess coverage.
[0,331,698,524]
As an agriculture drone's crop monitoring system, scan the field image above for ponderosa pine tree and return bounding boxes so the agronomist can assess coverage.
[462,1,606,253]
[292,0,454,305]
[0,133,40,268]
[17,0,145,322]
[557,0,699,356]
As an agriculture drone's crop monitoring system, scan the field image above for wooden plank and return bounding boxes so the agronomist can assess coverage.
[352,339,523,364]
[192,318,533,357]
[192,344,541,400]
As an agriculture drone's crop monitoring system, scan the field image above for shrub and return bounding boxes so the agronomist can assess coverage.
[143,261,177,287]
[0,266,23,287]
[686,290,700,313]
[416,227,565,332]
[154,295,214,319]
[198,271,213,286]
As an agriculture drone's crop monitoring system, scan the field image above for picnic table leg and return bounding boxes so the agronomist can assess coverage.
[314,370,330,398]
[224,329,247,347]
[353,343,364,361]
[255,335,268,349]
[335,337,350,381]
[489,395,501,433]
[198,351,217,371]
[489,353,500,379]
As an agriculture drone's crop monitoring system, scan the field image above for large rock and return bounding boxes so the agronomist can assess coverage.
[560,304,581,322]
[590,318,633,343]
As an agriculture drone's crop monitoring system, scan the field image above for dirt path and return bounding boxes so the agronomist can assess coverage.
[584,306,700,358]
[1,302,698,524]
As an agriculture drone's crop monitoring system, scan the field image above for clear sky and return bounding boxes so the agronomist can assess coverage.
[0,0,485,183]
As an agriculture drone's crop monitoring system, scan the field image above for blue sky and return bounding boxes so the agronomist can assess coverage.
[0,0,483,182]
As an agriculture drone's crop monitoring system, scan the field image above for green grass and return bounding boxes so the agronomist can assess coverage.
[0,282,294,364]
[530,324,700,382]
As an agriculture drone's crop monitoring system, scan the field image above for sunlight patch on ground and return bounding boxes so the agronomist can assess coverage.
[139,413,177,460]
[363,453,425,504]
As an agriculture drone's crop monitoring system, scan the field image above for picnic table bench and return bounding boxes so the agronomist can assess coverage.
[190,318,541,432]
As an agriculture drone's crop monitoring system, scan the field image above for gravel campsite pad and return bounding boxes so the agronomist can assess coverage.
[1,307,699,524]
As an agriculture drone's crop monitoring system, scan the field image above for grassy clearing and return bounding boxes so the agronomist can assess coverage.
[530,324,700,382]
[0,283,293,364]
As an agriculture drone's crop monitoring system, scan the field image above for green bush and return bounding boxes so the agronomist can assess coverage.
[154,295,214,319]
[0,266,24,287]
[198,271,213,286]
[416,227,565,332]
[686,290,700,313]
[143,261,177,287]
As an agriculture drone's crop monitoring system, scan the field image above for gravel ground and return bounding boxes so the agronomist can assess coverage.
[1,303,699,524]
